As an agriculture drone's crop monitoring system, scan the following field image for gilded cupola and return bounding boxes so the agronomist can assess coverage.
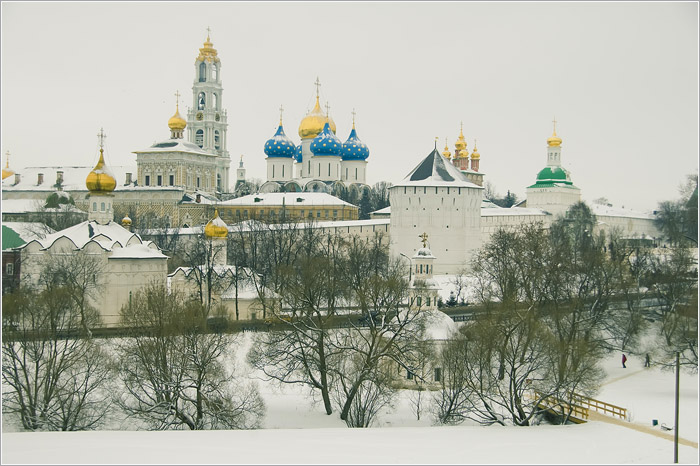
[471,140,480,160]
[547,118,562,147]
[455,122,468,157]
[85,128,117,194]
[204,209,228,238]
[442,138,451,159]
[2,151,14,180]
[168,95,187,132]
[298,78,336,139]
[197,32,220,63]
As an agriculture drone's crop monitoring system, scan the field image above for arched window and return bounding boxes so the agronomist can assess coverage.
[217,173,221,190]
[100,202,105,212]
[92,202,97,211]
[198,92,206,110]
[199,62,206,82]
[213,93,219,110]
[214,130,220,150]
[195,129,204,148]
[212,63,218,81]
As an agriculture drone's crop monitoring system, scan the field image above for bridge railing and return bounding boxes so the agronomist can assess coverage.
[533,390,628,422]
[570,393,627,420]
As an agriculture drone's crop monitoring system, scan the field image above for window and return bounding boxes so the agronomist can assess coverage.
[169,175,174,186]
[198,92,206,110]
[215,130,220,150]
[92,202,97,211]
[272,165,275,178]
[157,175,162,186]
[243,210,248,219]
[328,164,331,176]
[434,368,442,382]
[197,177,200,188]
[325,210,329,218]
[100,202,105,212]
[199,62,206,82]
[426,297,431,306]
[420,264,423,273]
[212,64,218,81]
[6,263,14,275]
[217,174,221,190]
[145,176,150,186]
[416,297,422,307]
[300,210,304,218]
[282,165,285,177]
[407,371,414,380]
[213,92,219,109]
[333,210,337,219]
[317,211,321,218]
[195,130,204,148]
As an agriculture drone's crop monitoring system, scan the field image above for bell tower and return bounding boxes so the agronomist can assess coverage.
[187,29,231,193]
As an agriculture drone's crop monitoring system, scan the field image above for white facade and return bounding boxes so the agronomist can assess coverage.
[390,149,483,275]
[185,34,231,193]
[267,157,294,182]
[341,160,368,184]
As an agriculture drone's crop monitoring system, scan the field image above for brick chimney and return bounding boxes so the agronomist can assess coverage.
[14,173,21,185]
[37,173,44,185]
[56,171,64,187]
[125,172,132,185]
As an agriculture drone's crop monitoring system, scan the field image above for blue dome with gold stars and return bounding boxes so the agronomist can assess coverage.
[264,124,296,158]
[294,144,302,162]
[310,122,342,156]
[341,127,369,161]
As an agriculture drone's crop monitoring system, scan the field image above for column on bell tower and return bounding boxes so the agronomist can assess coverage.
[187,29,230,193]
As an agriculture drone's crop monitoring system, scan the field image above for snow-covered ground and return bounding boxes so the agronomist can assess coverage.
[2,331,698,464]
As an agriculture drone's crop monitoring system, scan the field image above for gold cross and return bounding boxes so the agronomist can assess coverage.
[175,90,181,109]
[206,26,211,39]
[419,232,428,248]
[325,102,330,117]
[552,116,557,133]
[5,150,9,169]
[351,108,356,127]
[97,128,106,150]
[279,104,284,124]
[314,77,321,97]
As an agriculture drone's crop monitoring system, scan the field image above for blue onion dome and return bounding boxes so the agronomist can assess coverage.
[294,143,302,162]
[264,124,296,158]
[341,125,370,161]
[310,122,342,156]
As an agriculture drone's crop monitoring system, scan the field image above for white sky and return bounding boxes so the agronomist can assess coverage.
[1,1,698,211]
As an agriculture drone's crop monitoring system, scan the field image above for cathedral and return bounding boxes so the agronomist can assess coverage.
[2,32,662,280]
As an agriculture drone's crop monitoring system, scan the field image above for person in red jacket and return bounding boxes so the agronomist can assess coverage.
[622,353,627,368]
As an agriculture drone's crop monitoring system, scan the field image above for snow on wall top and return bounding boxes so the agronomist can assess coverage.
[2,165,137,192]
[218,192,356,208]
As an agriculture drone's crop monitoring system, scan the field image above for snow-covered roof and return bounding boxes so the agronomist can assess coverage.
[370,206,391,216]
[133,138,213,156]
[20,220,166,261]
[218,192,356,208]
[1,165,137,192]
[591,203,656,220]
[1,198,86,214]
[481,206,550,217]
[394,148,483,189]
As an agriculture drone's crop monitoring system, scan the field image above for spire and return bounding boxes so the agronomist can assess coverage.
[547,117,562,147]
[442,137,451,159]
[240,154,244,168]
[279,104,284,125]
[2,150,14,180]
[351,108,356,130]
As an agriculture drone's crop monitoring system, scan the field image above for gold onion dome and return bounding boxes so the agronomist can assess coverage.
[168,104,187,131]
[455,123,467,152]
[471,141,480,160]
[204,209,228,238]
[442,138,451,159]
[86,148,116,193]
[121,215,132,227]
[547,129,562,147]
[2,151,14,180]
[298,95,336,139]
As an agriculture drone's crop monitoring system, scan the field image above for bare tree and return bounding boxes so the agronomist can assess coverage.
[115,284,265,430]
[2,287,112,431]
[179,235,229,313]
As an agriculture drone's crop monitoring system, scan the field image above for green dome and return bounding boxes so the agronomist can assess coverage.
[536,166,569,181]
[527,166,574,189]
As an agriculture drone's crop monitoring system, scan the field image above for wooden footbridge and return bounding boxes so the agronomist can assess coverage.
[533,390,628,424]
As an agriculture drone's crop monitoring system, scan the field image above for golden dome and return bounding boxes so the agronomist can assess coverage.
[471,140,480,160]
[86,148,116,193]
[204,209,228,238]
[2,151,13,180]
[168,103,187,131]
[547,130,562,147]
[547,118,562,147]
[121,215,132,227]
[442,138,451,159]
[298,95,336,139]
[196,33,220,63]
[455,122,467,152]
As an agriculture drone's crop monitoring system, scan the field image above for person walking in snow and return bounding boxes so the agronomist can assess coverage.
[622,353,627,368]
[645,353,650,367]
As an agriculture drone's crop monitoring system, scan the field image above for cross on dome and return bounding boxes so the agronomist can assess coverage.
[175,90,181,109]
[206,26,211,40]
[279,104,284,124]
[325,102,331,117]
[419,232,429,248]
[97,128,107,150]
[351,108,356,128]
[314,77,321,97]
[5,150,9,168]
[552,117,557,133]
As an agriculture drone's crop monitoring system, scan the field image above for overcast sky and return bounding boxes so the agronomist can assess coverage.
[2,1,697,211]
